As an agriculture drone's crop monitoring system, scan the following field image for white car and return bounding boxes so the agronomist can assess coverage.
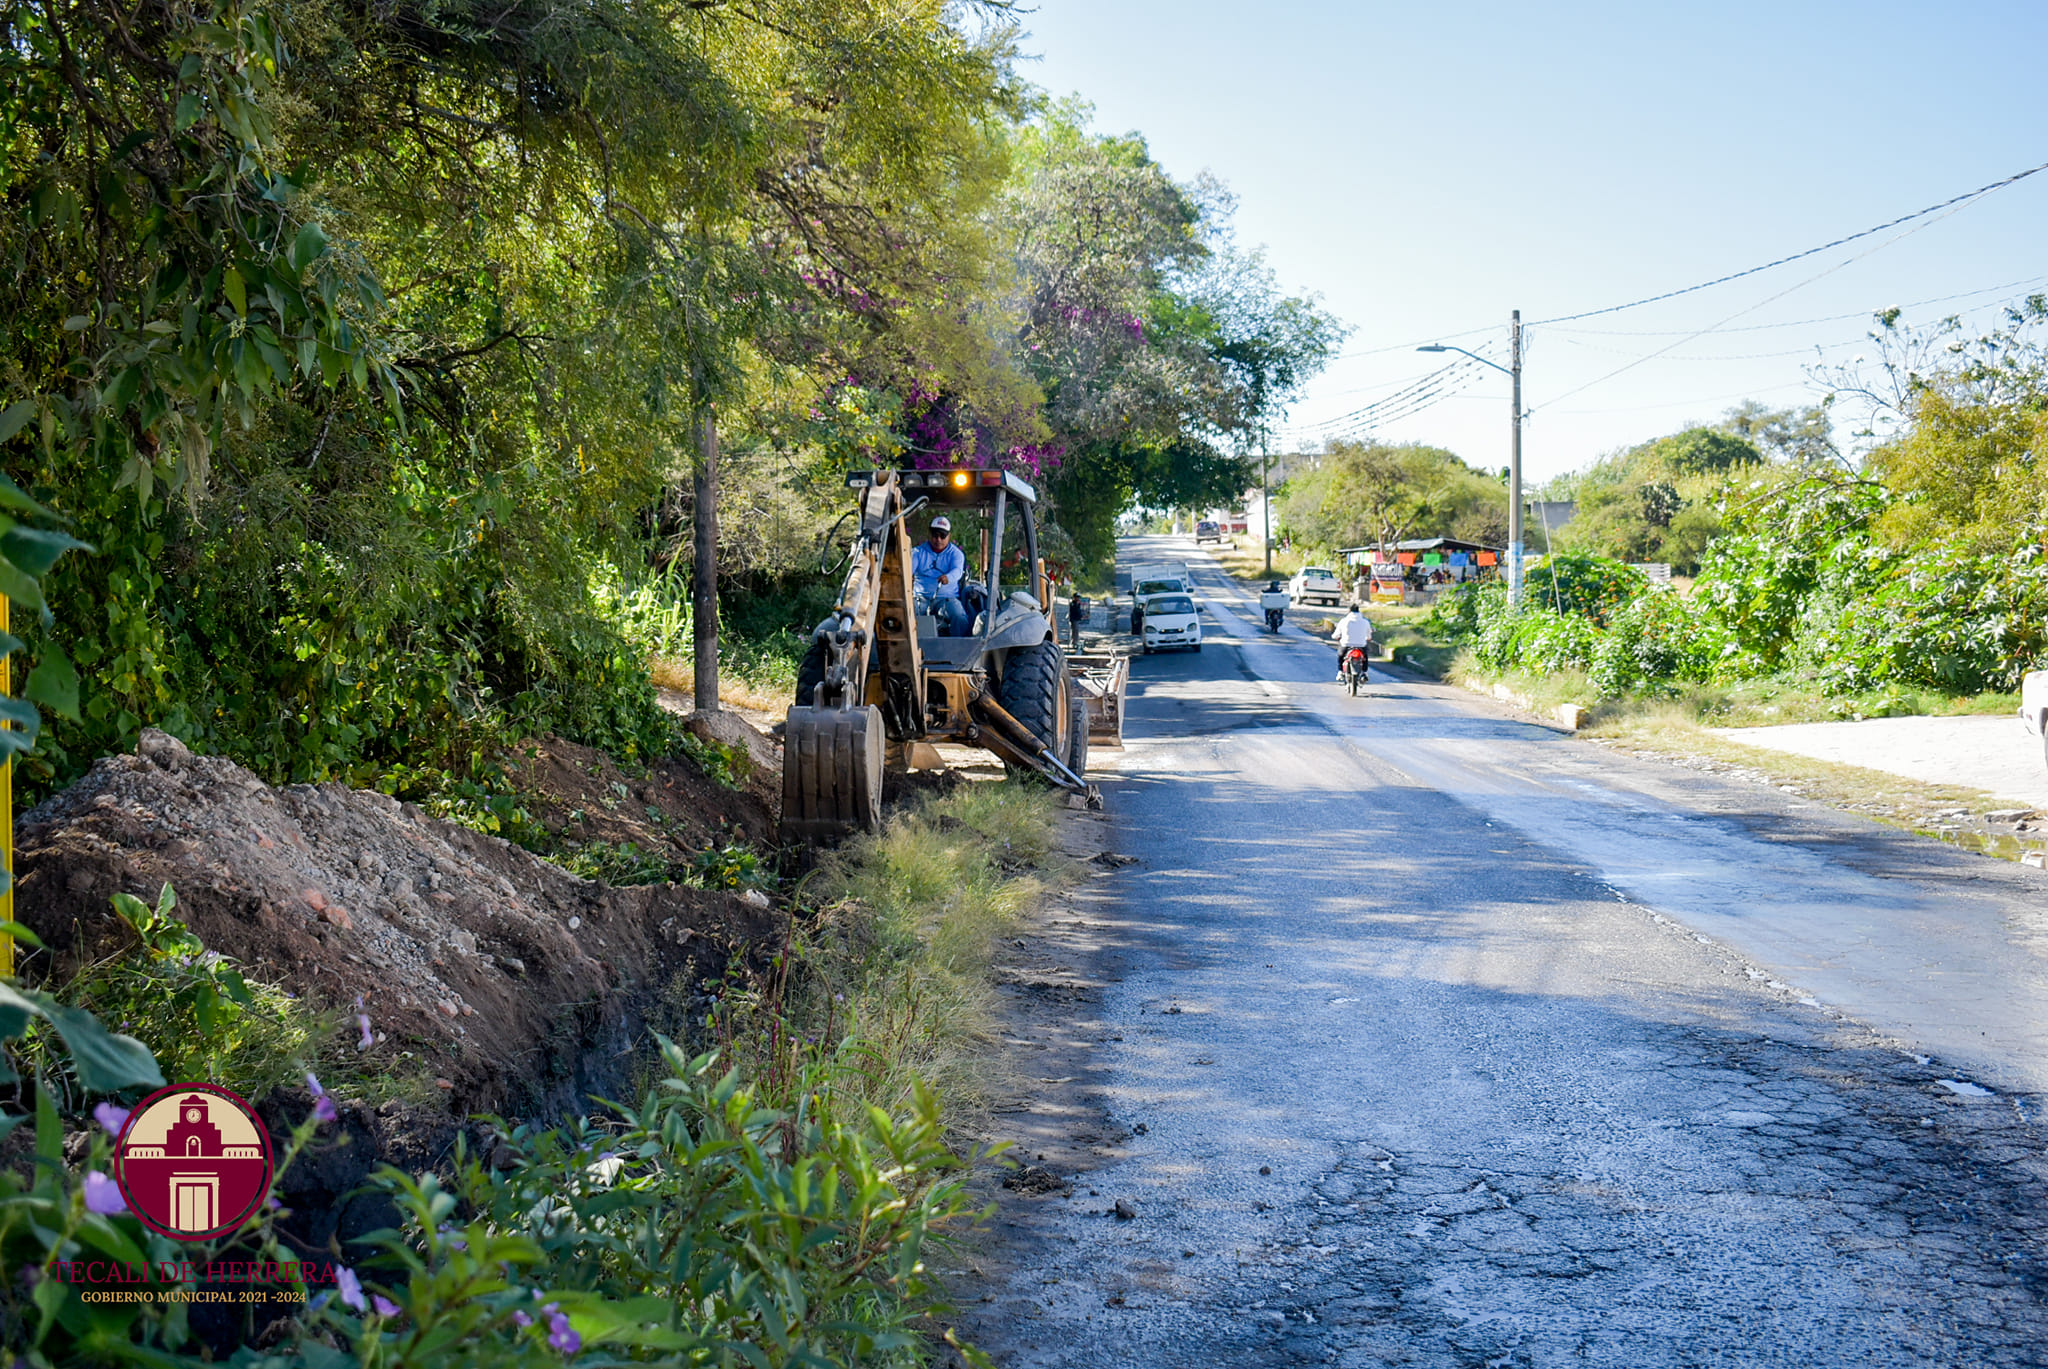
[1288,566,1343,608]
[2020,670,2048,767]
[1140,593,1202,654]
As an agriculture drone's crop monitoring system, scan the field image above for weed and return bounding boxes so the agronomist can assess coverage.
[688,842,766,890]
[676,732,751,790]
[558,840,678,886]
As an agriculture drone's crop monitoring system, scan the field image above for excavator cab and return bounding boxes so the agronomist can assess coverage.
[782,468,1093,842]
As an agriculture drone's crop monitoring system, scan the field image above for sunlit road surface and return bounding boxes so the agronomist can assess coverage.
[961,537,2048,1369]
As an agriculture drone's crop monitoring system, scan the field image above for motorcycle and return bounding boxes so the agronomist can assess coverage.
[1257,587,1291,633]
[1341,646,1370,695]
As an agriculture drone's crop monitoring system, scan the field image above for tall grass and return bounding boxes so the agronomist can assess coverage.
[704,781,1064,1128]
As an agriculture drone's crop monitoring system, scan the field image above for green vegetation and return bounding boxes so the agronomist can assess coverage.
[1412,302,2048,715]
[2,982,987,1367]
[2,775,1063,1365]
[712,780,1061,1126]
[1276,440,1510,554]
[1,2,1341,810]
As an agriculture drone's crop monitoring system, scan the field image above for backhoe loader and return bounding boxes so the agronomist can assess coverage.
[781,467,1117,843]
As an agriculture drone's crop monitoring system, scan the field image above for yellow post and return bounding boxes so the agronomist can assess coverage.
[1,594,12,980]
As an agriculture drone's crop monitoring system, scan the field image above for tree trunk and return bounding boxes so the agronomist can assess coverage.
[692,408,720,713]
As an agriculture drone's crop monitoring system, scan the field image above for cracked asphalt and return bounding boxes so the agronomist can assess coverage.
[950,538,2048,1368]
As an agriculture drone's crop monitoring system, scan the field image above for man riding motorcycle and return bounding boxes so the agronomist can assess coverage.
[1258,579,1290,631]
[1330,604,1375,683]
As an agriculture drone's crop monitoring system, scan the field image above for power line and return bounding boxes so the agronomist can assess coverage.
[1530,192,1990,413]
[1279,358,1491,445]
[1528,157,2048,327]
[1284,355,1489,435]
[1544,275,2048,337]
[1553,335,1864,363]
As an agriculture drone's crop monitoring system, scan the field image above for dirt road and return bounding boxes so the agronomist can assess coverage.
[953,537,2048,1368]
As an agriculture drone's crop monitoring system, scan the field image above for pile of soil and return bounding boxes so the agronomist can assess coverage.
[500,706,781,859]
[16,727,782,1120]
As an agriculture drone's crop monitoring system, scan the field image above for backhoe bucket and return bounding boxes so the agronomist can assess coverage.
[780,704,886,842]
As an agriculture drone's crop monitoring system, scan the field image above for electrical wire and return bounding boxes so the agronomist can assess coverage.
[1284,355,1489,436]
[1529,192,1990,413]
[1279,357,1491,444]
[1543,275,2048,337]
[1528,157,2048,327]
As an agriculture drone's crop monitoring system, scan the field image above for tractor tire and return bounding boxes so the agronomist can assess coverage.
[793,638,828,709]
[999,637,1066,756]
[1066,683,1089,778]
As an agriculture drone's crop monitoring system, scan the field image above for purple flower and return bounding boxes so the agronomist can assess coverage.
[83,1171,128,1215]
[513,1310,534,1328]
[313,1095,338,1123]
[357,1014,373,1051]
[547,1310,580,1355]
[335,1266,365,1312]
[371,1294,400,1318]
[93,1103,130,1139]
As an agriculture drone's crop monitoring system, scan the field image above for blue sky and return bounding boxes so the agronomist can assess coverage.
[1016,0,2048,483]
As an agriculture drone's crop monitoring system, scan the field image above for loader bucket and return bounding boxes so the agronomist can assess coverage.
[780,704,886,842]
[1069,653,1130,747]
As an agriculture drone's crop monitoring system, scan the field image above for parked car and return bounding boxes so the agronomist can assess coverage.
[2020,670,2048,767]
[1288,566,1343,608]
[1140,593,1202,654]
[1194,519,1222,544]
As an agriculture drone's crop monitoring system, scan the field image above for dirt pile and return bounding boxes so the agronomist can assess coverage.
[18,729,780,1119]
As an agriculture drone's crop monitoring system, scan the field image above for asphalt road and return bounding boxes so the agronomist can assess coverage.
[956,536,2048,1369]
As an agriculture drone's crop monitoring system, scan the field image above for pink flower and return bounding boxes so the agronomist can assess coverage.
[335,1266,365,1311]
[93,1103,130,1139]
[83,1171,128,1215]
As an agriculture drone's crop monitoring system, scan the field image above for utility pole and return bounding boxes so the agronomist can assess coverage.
[1509,309,1523,607]
[1261,442,1273,578]
[1418,309,1525,605]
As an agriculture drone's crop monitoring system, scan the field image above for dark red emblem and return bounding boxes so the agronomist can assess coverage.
[112,1084,274,1241]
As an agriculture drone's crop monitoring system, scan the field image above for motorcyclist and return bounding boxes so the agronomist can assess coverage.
[1258,579,1290,630]
[1330,604,1374,681]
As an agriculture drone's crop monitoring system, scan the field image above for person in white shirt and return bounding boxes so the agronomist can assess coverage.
[1330,605,1374,681]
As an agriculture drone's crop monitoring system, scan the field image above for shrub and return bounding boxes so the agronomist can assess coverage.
[1588,590,1724,696]
[1521,553,1647,627]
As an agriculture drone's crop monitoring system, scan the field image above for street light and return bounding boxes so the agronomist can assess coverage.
[1419,309,1524,605]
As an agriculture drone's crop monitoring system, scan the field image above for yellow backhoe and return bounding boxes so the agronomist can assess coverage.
[781,467,1122,842]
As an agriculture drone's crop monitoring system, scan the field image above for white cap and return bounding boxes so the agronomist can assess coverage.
[930,516,952,532]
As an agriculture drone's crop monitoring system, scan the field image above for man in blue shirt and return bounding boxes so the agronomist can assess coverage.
[911,515,971,636]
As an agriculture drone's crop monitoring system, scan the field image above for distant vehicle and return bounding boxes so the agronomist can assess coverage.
[1140,593,1202,654]
[1194,520,1222,544]
[1288,566,1342,608]
[1258,585,1290,632]
[1340,645,1370,695]
[1127,561,1194,637]
[1128,562,1194,601]
[2020,671,2048,767]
